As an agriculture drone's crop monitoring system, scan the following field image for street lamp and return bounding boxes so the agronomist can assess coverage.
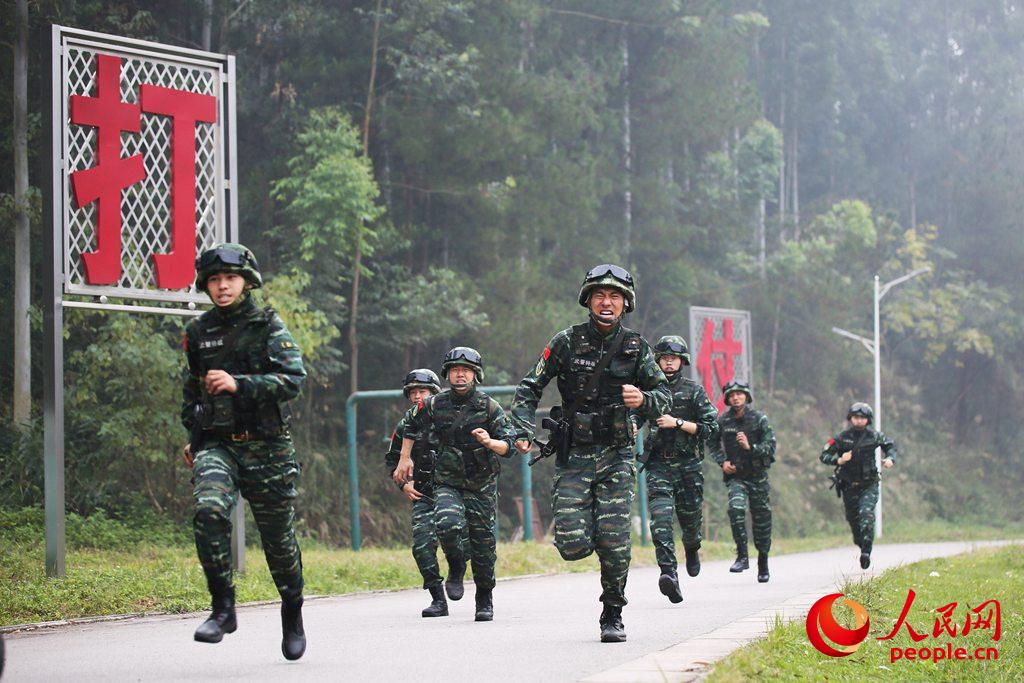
[831,267,930,538]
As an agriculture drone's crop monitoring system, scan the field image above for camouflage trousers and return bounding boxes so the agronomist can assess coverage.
[552,444,636,607]
[410,497,471,590]
[841,481,879,554]
[192,435,303,598]
[725,474,772,554]
[645,455,704,570]
[433,481,497,591]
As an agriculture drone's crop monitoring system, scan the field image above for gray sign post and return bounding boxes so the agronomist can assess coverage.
[45,26,238,576]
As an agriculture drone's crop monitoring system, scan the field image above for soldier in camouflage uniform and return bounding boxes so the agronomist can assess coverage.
[395,348,516,622]
[512,264,670,642]
[708,381,776,583]
[820,402,898,569]
[637,336,719,603]
[385,368,469,617]
[181,243,307,660]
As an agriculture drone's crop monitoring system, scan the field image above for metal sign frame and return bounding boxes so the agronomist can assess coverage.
[44,25,239,576]
[688,306,754,411]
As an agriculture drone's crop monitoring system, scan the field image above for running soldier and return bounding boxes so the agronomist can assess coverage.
[820,402,898,569]
[708,381,776,583]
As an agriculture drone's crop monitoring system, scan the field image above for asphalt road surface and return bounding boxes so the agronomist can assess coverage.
[3,541,1002,682]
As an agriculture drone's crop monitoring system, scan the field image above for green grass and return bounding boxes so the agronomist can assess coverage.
[2,506,1020,629]
[708,544,1023,682]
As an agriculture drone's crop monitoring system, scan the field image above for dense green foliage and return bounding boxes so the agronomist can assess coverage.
[1,1,1021,545]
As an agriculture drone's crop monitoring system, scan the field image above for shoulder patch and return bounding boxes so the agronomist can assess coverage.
[827,437,836,447]
[543,346,551,360]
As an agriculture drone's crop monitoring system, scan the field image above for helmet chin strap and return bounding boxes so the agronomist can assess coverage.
[663,369,680,381]
[589,311,622,327]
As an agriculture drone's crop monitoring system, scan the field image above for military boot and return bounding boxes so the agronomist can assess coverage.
[280,594,306,661]
[474,589,493,622]
[684,546,701,577]
[193,587,237,643]
[658,568,683,604]
[599,605,626,643]
[757,553,770,583]
[422,585,448,618]
[445,557,466,601]
[729,545,749,573]
[860,552,871,569]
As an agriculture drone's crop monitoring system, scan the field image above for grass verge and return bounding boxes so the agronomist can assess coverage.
[2,507,1020,629]
[707,543,1023,682]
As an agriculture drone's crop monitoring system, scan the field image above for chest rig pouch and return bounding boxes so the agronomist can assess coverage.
[649,380,699,458]
[722,411,761,478]
[838,431,877,485]
[567,327,640,446]
[434,393,496,478]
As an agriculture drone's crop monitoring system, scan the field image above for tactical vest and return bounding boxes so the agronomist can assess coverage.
[428,390,501,479]
[720,409,766,478]
[836,428,878,484]
[645,375,702,459]
[557,323,642,447]
[193,306,290,438]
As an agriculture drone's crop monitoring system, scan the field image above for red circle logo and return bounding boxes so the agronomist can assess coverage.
[805,593,871,657]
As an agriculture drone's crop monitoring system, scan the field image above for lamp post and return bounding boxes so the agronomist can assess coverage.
[831,267,929,538]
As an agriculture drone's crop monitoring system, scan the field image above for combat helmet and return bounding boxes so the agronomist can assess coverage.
[195,243,262,290]
[403,368,441,397]
[578,264,636,313]
[441,347,484,382]
[654,335,691,365]
[847,402,874,424]
[721,380,753,404]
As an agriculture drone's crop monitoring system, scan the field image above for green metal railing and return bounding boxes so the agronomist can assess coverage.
[344,386,650,550]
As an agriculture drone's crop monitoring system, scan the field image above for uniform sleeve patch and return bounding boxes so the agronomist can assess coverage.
[827,438,836,447]
[181,333,188,351]
[542,346,551,360]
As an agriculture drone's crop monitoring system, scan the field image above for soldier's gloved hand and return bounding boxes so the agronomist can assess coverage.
[182,443,194,468]
[722,461,737,475]
[394,457,415,484]
[736,432,751,450]
[882,457,894,470]
[622,384,644,408]
[402,482,423,501]
[515,439,532,453]
[838,451,853,464]
[204,369,238,395]
[655,414,677,429]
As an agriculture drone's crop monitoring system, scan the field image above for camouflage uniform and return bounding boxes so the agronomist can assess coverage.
[512,320,669,607]
[639,373,719,571]
[401,387,516,593]
[821,426,898,555]
[182,292,307,599]
[708,405,776,555]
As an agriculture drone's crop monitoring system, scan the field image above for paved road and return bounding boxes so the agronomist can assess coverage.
[2,541,1003,682]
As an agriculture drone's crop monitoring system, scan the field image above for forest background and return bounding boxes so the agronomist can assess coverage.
[2,0,1022,548]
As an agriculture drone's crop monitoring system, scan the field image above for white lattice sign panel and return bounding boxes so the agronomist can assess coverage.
[54,27,236,305]
[689,306,753,412]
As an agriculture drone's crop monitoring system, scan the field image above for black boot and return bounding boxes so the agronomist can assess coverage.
[474,589,493,622]
[757,553,770,583]
[658,568,683,604]
[729,545,749,573]
[860,552,871,569]
[599,605,626,643]
[445,557,466,601]
[422,584,449,618]
[193,587,237,643]
[280,594,306,661]
[684,546,701,577]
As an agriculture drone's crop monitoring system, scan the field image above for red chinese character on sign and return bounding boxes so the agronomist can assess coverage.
[70,54,146,285]
[71,53,218,289]
[696,318,744,411]
[877,589,929,643]
[963,600,1001,641]
[140,84,216,289]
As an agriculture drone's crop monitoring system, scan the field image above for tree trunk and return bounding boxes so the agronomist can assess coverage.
[791,124,800,239]
[777,34,786,233]
[767,297,782,396]
[351,0,384,395]
[620,27,633,264]
[757,198,766,280]
[13,0,31,427]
